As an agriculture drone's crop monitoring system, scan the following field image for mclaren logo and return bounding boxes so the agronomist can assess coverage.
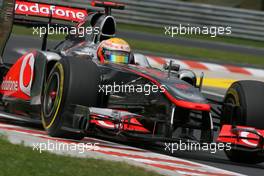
[19,53,35,96]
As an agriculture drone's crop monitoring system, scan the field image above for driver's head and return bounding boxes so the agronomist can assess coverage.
[97,38,131,64]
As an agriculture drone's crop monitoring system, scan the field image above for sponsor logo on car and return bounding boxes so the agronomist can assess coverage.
[15,1,87,22]
[0,52,35,100]
[0,80,18,91]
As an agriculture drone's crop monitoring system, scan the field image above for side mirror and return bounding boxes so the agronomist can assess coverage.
[178,69,197,86]
[163,61,180,72]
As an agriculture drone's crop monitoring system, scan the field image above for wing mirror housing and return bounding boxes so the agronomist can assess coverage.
[163,61,180,72]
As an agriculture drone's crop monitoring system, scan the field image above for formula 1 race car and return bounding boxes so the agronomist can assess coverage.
[0,0,263,164]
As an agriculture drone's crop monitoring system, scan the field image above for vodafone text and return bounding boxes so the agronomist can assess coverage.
[15,1,87,22]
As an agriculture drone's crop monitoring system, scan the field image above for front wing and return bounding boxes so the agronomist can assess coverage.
[217,125,264,152]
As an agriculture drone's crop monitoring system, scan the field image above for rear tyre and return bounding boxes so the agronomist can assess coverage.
[41,57,100,140]
[222,80,264,163]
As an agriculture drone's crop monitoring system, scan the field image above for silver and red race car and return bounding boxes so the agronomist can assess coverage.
[0,0,263,163]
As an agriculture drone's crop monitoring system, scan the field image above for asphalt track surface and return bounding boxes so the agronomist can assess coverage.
[1,34,264,176]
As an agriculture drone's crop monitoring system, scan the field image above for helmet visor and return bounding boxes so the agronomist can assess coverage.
[103,49,130,64]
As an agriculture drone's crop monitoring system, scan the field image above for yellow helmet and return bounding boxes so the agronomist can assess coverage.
[97,38,131,64]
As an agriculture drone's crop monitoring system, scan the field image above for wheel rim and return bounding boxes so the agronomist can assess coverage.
[43,72,60,118]
[225,96,236,105]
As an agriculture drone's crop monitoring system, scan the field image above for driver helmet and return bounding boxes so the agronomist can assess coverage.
[97,38,131,64]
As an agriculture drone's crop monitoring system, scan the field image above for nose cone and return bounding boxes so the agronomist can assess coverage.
[163,79,207,104]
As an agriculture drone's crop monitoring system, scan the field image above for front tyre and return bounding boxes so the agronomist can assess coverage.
[41,58,100,140]
[222,80,264,164]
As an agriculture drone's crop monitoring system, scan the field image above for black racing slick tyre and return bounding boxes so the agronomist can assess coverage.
[41,57,100,140]
[222,80,264,164]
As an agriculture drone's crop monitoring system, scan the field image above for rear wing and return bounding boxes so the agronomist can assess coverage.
[14,0,125,25]
[13,0,126,50]
[91,1,125,15]
[14,0,89,25]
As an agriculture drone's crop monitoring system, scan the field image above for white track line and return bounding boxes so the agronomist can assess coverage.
[0,121,244,176]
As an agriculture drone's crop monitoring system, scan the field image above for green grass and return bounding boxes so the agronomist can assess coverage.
[118,23,264,49]
[0,138,161,176]
[12,24,264,66]
[14,24,264,49]
[127,39,264,66]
